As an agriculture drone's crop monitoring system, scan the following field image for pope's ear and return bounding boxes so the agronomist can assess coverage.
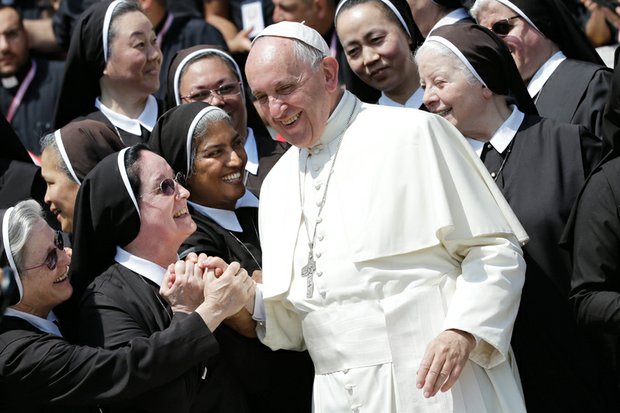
[322,56,339,92]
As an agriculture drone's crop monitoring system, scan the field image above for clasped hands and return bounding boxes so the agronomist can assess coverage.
[159,253,257,332]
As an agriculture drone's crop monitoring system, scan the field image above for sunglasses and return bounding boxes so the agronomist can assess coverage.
[141,172,186,198]
[490,15,521,37]
[23,230,64,272]
[180,82,242,103]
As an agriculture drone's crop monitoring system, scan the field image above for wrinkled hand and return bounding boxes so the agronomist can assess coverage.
[203,261,253,320]
[200,255,229,277]
[160,258,205,314]
[416,329,476,398]
[251,270,262,284]
[582,0,620,28]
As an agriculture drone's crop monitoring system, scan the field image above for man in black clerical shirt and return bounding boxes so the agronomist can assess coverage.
[0,5,63,157]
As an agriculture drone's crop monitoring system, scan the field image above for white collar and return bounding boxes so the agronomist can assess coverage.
[4,308,62,337]
[378,87,424,108]
[527,51,566,98]
[466,106,524,156]
[316,90,359,147]
[244,127,259,175]
[95,95,159,136]
[428,8,470,35]
[188,191,259,232]
[115,246,167,287]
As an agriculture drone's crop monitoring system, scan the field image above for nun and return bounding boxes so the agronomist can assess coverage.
[53,0,163,145]
[415,23,609,412]
[470,0,612,140]
[149,103,314,413]
[335,0,426,108]
[0,199,240,413]
[70,146,253,412]
[40,120,124,234]
[409,0,474,37]
[165,45,289,197]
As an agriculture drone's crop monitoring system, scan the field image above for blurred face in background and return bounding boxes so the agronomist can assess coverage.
[0,7,29,77]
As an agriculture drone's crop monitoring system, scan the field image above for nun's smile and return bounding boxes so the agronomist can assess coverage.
[41,146,80,234]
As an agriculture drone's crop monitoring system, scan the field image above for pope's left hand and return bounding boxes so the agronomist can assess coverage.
[416,329,476,398]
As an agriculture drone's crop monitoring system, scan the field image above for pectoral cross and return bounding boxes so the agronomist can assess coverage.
[301,249,315,298]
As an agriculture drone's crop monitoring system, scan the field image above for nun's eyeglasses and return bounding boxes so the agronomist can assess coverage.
[180,82,242,103]
[491,16,521,37]
[23,230,64,272]
[142,172,186,198]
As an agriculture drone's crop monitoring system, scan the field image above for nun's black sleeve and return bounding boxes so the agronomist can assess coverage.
[0,312,218,408]
[570,158,620,334]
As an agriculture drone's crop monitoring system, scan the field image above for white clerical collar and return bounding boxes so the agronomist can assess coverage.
[95,95,158,136]
[115,246,167,287]
[4,308,62,337]
[188,191,259,232]
[378,87,424,109]
[527,51,566,99]
[244,127,259,175]
[316,90,358,147]
[428,8,470,35]
[466,105,524,156]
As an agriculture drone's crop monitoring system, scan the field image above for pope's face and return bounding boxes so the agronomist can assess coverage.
[246,37,338,149]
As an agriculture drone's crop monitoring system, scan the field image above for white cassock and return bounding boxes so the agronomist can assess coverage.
[258,91,529,413]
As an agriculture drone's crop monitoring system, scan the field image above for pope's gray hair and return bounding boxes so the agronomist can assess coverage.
[469,0,495,21]
[8,199,45,273]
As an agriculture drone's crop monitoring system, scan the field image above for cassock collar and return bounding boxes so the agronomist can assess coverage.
[428,8,470,35]
[527,51,566,99]
[314,90,357,149]
[95,95,159,136]
[115,246,167,287]
[467,105,524,156]
[244,127,259,175]
[4,308,62,337]
[188,191,259,232]
[378,87,424,108]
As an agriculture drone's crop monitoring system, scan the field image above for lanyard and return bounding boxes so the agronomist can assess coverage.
[156,13,174,50]
[6,60,36,123]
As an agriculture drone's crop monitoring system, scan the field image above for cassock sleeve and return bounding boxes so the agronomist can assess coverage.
[570,164,620,334]
[0,313,218,405]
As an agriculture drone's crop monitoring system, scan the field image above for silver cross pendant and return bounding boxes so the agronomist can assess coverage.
[301,250,315,298]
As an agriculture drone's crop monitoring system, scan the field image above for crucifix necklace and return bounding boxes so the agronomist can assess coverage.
[299,99,358,298]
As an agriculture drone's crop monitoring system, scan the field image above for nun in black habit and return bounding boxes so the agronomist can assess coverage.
[470,0,612,140]
[416,23,611,412]
[0,200,225,413]
[53,0,163,146]
[70,147,254,413]
[165,45,289,198]
[148,102,314,413]
[562,49,620,411]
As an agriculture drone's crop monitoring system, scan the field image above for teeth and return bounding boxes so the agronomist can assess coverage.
[222,172,241,183]
[435,108,451,117]
[173,208,187,218]
[281,113,300,126]
[54,272,68,283]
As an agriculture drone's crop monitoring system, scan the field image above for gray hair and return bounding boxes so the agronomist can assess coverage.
[292,40,325,72]
[469,0,494,21]
[414,41,480,86]
[108,1,144,60]
[39,132,77,183]
[188,109,233,176]
[8,199,45,273]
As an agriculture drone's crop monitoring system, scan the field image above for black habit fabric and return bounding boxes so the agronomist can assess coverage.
[481,116,612,412]
[0,58,65,155]
[535,58,612,140]
[432,0,463,7]
[55,119,125,182]
[244,123,290,198]
[154,12,227,100]
[149,103,314,413]
[0,312,219,413]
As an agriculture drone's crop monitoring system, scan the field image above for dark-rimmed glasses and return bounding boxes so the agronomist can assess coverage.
[490,15,521,37]
[140,172,186,198]
[23,230,64,272]
[180,82,242,103]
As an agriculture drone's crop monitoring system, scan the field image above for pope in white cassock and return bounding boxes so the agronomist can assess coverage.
[243,21,529,413]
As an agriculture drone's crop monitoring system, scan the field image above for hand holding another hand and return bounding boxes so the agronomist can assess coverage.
[160,256,205,314]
